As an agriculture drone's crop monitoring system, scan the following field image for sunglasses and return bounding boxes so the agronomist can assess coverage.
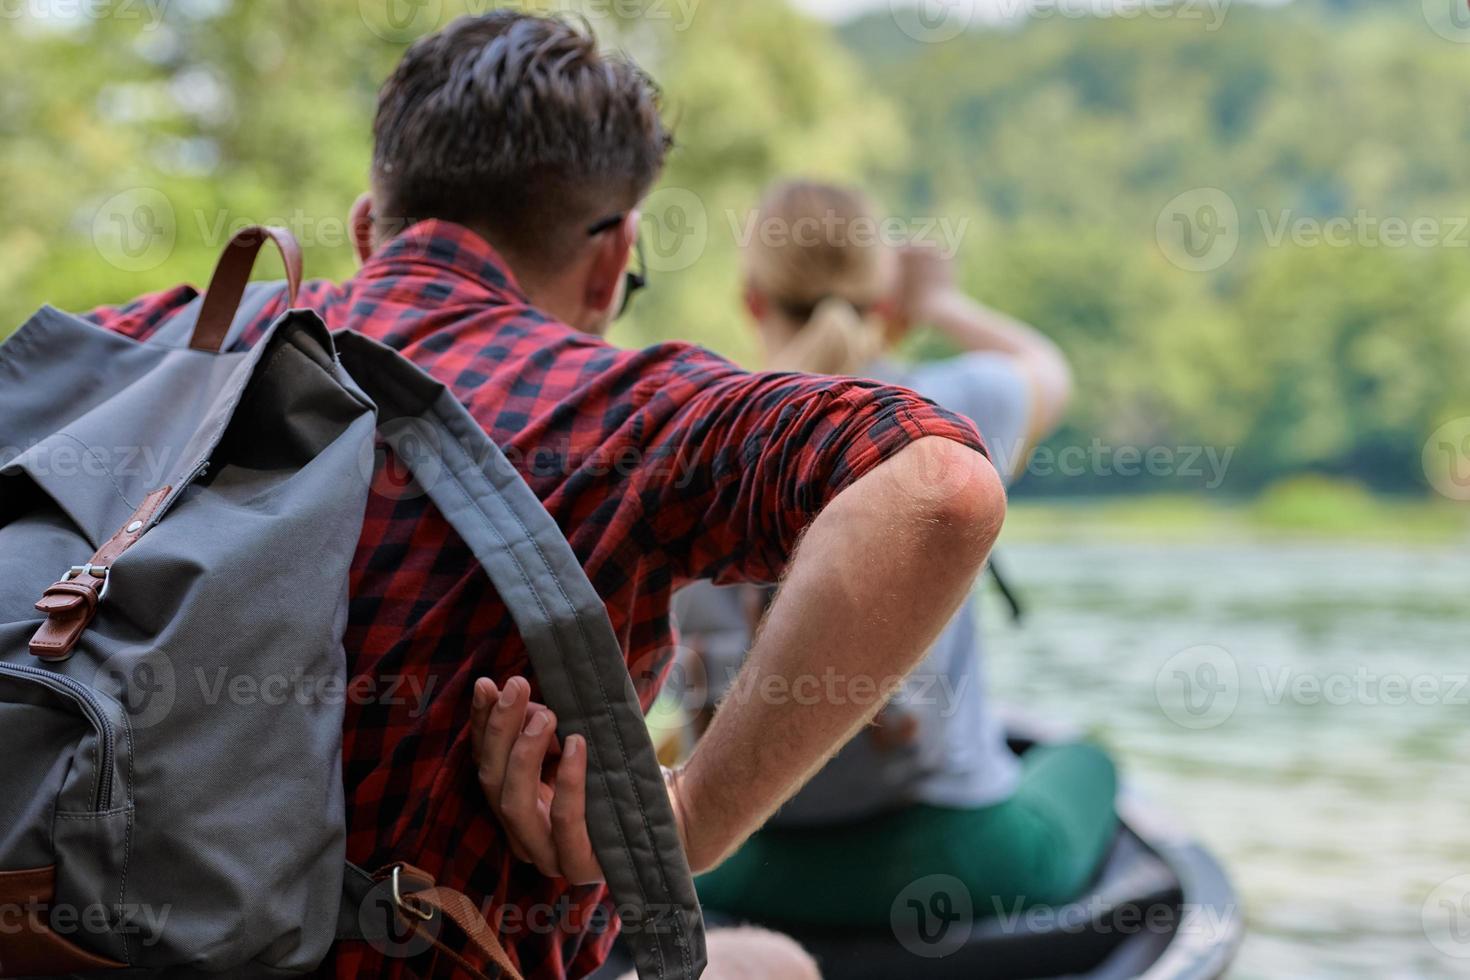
[587,213,647,320]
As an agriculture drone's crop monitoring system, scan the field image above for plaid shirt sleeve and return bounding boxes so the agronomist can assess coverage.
[628,345,989,587]
[80,284,200,339]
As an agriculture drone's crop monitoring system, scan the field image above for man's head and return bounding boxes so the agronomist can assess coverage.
[354,11,672,334]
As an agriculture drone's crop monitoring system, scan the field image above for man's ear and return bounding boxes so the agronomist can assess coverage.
[583,211,639,319]
[348,193,375,265]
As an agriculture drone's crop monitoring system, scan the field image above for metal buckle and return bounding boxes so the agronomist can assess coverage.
[390,865,434,922]
[63,564,111,602]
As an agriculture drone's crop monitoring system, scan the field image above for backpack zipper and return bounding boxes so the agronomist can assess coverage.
[0,663,117,811]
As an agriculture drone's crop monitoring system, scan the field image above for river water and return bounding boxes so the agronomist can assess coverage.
[990,536,1469,979]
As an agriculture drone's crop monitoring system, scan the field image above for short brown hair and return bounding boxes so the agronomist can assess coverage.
[372,12,672,271]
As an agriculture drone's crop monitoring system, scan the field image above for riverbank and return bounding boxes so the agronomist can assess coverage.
[1006,480,1468,546]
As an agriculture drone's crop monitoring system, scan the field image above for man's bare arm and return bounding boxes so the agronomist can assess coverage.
[676,435,1005,871]
[472,435,1005,879]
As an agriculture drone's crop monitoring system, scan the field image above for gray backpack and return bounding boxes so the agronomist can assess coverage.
[0,227,705,979]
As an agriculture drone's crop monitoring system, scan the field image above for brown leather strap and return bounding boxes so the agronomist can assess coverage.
[0,865,126,976]
[375,865,523,980]
[30,487,171,662]
[191,226,303,353]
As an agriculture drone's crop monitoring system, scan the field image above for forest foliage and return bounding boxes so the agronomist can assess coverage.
[3,0,1466,496]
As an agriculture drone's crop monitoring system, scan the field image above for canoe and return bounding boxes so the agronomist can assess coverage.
[762,710,1244,979]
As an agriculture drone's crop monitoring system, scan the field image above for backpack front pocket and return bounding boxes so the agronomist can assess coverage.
[0,661,132,974]
[0,662,124,819]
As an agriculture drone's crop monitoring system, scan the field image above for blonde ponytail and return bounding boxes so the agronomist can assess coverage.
[768,297,885,377]
[744,179,896,377]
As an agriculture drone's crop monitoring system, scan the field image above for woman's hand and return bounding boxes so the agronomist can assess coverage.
[894,242,956,326]
[471,676,696,884]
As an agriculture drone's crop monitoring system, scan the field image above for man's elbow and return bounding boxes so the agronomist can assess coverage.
[905,437,1007,566]
[942,448,1007,565]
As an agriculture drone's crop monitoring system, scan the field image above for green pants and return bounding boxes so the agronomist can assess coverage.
[696,742,1119,927]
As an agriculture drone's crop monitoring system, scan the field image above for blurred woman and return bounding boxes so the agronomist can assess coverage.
[678,179,1117,927]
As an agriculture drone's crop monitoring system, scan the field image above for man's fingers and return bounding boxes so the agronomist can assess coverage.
[524,704,554,744]
[472,678,532,859]
[478,676,529,802]
[551,735,603,885]
[470,678,499,763]
[468,678,587,881]
[500,708,561,877]
[506,835,533,865]
[470,679,554,867]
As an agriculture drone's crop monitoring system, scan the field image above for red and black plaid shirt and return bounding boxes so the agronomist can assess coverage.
[85,220,986,979]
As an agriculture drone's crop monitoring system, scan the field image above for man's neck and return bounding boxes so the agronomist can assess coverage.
[368,217,604,336]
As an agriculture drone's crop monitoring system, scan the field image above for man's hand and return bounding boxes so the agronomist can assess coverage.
[471,676,693,883]
[471,676,602,884]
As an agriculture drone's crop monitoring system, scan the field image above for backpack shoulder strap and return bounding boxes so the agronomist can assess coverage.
[334,330,706,980]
